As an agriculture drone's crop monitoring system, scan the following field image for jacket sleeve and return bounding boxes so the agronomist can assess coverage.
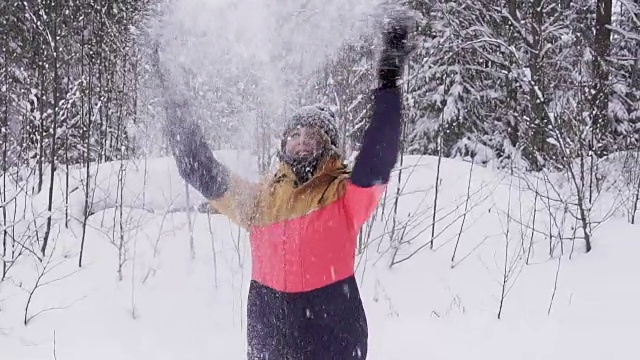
[351,86,402,187]
[206,173,257,229]
[164,98,256,229]
[344,86,402,227]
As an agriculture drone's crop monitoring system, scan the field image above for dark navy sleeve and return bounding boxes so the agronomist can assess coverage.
[350,86,402,188]
[164,98,230,200]
[154,45,230,201]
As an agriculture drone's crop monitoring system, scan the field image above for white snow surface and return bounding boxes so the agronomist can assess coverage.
[1,153,638,359]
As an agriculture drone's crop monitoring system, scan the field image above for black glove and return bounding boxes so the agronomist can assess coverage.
[166,116,230,200]
[378,15,413,89]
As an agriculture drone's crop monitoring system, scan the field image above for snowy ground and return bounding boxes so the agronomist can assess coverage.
[1,153,638,360]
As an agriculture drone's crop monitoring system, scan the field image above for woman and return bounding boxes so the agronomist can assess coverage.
[164,19,412,360]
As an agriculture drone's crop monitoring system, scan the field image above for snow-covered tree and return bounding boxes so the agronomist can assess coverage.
[1,0,156,256]
[610,0,640,145]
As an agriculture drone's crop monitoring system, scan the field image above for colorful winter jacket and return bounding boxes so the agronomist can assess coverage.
[206,87,402,293]
[210,155,383,292]
[170,86,401,292]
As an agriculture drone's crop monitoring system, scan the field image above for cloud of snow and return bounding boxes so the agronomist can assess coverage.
[141,0,388,156]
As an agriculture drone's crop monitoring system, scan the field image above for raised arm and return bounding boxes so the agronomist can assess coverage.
[344,16,412,227]
[168,118,256,228]
[351,17,411,188]
[350,88,402,188]
[155,48,256,228]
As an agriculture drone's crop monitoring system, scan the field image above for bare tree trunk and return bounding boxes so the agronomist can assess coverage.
[79,13,92,267]
[548,255,562,315]
[591,0,613,156]
[64,41,71,228]
[117,158,126,281]
[631,146,640,224]
[206,212,219,289]
[526,178,540,264]
[632,174,640,224]
[498,177,514,319]
[130,225,138,319]
[1,37,8,280]
[451,151,475,266]
[37,49,45,195]
[389,127,405,261]
[527,0,549,170]
[42,3,61,256]
[430,125,443,250]
[185,181,196,260]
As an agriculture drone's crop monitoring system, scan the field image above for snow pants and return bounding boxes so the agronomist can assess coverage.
[246,276,368,360]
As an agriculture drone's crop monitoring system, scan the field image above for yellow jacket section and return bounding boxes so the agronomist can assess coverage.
[208,154,351,229]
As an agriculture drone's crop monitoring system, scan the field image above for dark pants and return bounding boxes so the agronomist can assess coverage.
[247,276,368,360]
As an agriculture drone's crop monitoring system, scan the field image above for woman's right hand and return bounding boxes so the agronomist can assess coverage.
[378,13,414,89]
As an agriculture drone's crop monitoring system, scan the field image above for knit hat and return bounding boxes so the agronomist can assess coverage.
[277,104,340,185]
[280,104,339,151]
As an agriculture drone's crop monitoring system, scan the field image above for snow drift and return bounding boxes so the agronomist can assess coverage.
[1,152,638,360]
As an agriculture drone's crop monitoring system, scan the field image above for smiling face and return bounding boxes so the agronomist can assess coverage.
[283,126,328,162]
